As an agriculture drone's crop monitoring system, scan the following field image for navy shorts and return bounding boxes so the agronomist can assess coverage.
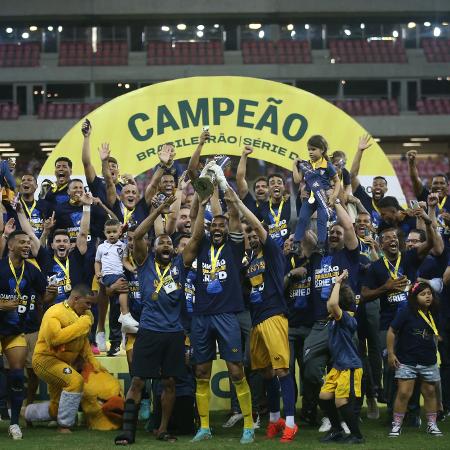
[190,313,243,364]
[102,273,124,287]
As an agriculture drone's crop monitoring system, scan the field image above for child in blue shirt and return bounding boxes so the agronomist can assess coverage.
[387,281,442,437]
[292,135,340,253]
[318,270,364,444]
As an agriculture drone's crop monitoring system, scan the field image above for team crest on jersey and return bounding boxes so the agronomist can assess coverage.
[63,367,72,374]
[171,266,179,277]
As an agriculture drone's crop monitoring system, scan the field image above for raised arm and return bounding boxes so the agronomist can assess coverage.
[350,134,372,192]
[15,203,40,256]
[1,218,16,258]
[224,188,242,235]
[225,187,267,243]
[406,150,425,198]
[99,143,117,208]
[81,119,96,184]
[77,192,93,256]
[236,146,252,199]
[187,130,209,181]
[164,172,188,236]
[292,158,303,184]
[133,195,176,265]
[210,185,223,217]
[335,202,358,250]
[412,207,436,258]
[183,194,206,267]
[92,196,118,220]
[327,270,348,319]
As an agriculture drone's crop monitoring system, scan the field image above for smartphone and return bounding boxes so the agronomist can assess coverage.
[47,274,58,286]
[409,199,420,209]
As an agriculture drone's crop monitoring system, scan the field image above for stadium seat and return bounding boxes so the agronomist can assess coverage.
[329,39,407,64]
[333,98,399,116]
[241,39,312,64]
[59,41,128,66]
[422,38,450,63]
[0,42,41,67]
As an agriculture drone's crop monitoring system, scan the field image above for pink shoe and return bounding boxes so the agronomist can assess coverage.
[91,344,100,355]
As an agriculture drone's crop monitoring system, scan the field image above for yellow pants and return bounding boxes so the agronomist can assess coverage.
[250,315,290,370]
[321,368,363,399]
[0,334,26,352]
[33,355,84,418]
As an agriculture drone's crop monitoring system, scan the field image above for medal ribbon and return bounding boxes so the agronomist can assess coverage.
[438,195,447,212]
[210,244,224,278]
[383,254,401,279]
[154,261,171,296]
[269,198,284,227]
[20,198,36,218]
[372,199,380,214]
[122,203,135,225]
[52,182,68,193]
[54,256,71,285]
[418,310,438,335]
[8,258,24,298]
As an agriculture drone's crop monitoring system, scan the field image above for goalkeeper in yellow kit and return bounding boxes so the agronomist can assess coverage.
[26,284,104,433]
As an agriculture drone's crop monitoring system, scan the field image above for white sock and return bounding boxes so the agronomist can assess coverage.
[269,412,280,423]
[285,415,295,428]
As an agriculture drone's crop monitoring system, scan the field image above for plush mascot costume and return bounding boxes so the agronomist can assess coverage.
[25,301,123,429]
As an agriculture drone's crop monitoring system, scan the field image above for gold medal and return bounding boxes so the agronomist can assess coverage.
[308,195,315,204]
[151,291,158,301]
[64,283,72,292]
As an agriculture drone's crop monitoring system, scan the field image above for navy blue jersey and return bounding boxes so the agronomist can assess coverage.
[6,199,53,239]
[245,236,287,326]
[193,236,244,316]
[125,268,142,323]
[417,250,448,280]
[88,176,124,205]
[112,198,149,229]
[39,247,85,303]
[378,216,416,240]
[54,201,106,244]
[391,306,438,366]
[284,254,314,327]
[329,311,362,370]
[0,258,47,334]
[353,184,381,230]
[363,249,422,330]
[137,252,185,332]
[300,159,337,192]
[255,198,291,247]
[312,247,360,321]
[45,184,69,206]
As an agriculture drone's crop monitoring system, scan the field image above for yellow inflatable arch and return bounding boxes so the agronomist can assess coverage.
[39,76,403,201]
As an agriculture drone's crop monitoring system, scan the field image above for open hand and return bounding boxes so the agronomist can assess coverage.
[358,134,372,152]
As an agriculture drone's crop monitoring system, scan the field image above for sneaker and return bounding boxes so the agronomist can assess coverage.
[319,417,331,432]
[191,427,212,442]
[279,424,298,443]
[139,399,150,421]
[252,413,261,430]
[266,418,285,438]
[96,331,107,352]
[91,344,100,355]
[240,428,255,444]
[366,397,380,420]
[320,429,345,443]
[339,434,365,444]
[389,422,402,437]
[426,422,443,436]
[222,412,243,428]
[107,345,121,357]
[8,424,22,440]
[119,313,139,334]
[341,421,350,434]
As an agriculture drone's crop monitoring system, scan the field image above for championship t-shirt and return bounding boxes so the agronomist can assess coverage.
[284,254,314,328]
[390,306,438,366]
[39,247,85,303]
[45,184,70,206]
[137,252,185,332]
[255,198,291,248]
[363,249,422,330]
[193,236,244,315]
[353,184,381,230]
[125,268,142,323]
[329,311,362,370]
[311,246,360,321]
[6,199,53,239]
[245,236,287,326]
[0,258,47,335]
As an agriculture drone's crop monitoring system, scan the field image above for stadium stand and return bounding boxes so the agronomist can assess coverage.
[329,39,407,63]
[37,102,102,119]
[0,103,19,119]
[417,98,450,115]
[147,40,224,65]
[422,38,450,63]
[59,41,128,66]
[333,98,399,116]
[241,39,311,64]
[0,42,40,67]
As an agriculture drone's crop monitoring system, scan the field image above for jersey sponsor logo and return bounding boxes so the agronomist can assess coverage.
[63,367,72,374]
